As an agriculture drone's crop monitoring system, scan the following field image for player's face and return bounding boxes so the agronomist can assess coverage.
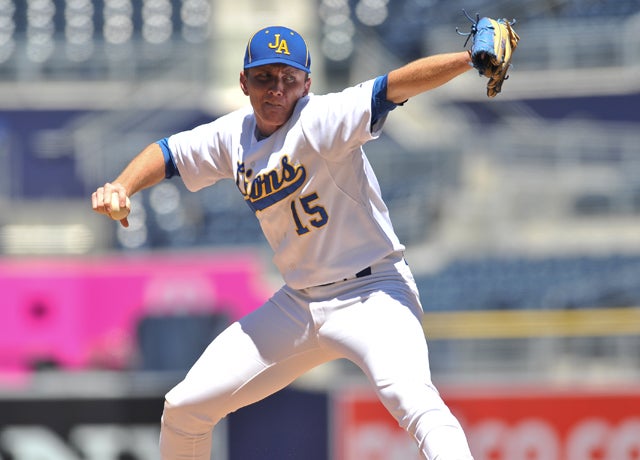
[240,64,311,138]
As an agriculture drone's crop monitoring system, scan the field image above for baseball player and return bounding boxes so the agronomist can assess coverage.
[90,23,502,460]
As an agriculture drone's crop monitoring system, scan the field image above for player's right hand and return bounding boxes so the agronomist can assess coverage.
[92,182,130,228]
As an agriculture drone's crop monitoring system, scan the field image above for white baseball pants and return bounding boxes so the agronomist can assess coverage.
[160,253,473,460]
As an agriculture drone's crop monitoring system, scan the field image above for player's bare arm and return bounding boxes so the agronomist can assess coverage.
[386,51,472,104]
[91,142,166,227]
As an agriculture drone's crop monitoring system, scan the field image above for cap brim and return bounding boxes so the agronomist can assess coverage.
[244,57,310,73]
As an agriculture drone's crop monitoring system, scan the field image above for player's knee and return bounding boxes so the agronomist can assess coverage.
[379,381,457,437]
[161,398,216,436]
[380,381,442,417]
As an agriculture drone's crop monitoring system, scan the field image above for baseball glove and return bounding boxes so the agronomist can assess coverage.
[458,12,520,97]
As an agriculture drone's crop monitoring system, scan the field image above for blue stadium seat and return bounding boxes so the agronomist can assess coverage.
[136,312,230,372]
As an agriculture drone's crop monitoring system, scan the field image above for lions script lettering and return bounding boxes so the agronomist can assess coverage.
[236,156,306,212]
[267,34,290,55]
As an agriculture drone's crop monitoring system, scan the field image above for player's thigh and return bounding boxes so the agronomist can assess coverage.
[165,295,335,418]
[323,285,430,383]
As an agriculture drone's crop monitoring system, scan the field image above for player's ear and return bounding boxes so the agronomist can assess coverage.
[239,71,249,95]
[302,75,311,96]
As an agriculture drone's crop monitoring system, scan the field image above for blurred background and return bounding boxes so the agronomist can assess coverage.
[1,0,640,459]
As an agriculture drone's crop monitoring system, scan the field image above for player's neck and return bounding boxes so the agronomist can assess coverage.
[255,126,270,141]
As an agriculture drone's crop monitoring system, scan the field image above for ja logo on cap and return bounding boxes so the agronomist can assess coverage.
[267,34,291,55]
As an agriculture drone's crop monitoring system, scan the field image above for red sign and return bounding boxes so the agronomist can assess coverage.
[333,385,640,460]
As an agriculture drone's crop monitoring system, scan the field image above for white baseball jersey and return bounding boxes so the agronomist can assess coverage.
[167,79,404,289]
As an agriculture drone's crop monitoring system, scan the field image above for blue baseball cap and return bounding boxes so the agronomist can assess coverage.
[244,26,311,73]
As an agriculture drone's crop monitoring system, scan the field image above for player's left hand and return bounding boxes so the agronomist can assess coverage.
[458,11,520,97]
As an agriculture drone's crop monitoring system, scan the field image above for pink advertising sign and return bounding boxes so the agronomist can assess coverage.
[0,252,273,373]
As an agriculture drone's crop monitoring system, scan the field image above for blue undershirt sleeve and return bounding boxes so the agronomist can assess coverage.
[371,74,404,131]
[156,137,180,178]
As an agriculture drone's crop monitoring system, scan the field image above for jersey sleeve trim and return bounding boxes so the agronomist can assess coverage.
[156,137,180,178]
[371,75,401,131]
